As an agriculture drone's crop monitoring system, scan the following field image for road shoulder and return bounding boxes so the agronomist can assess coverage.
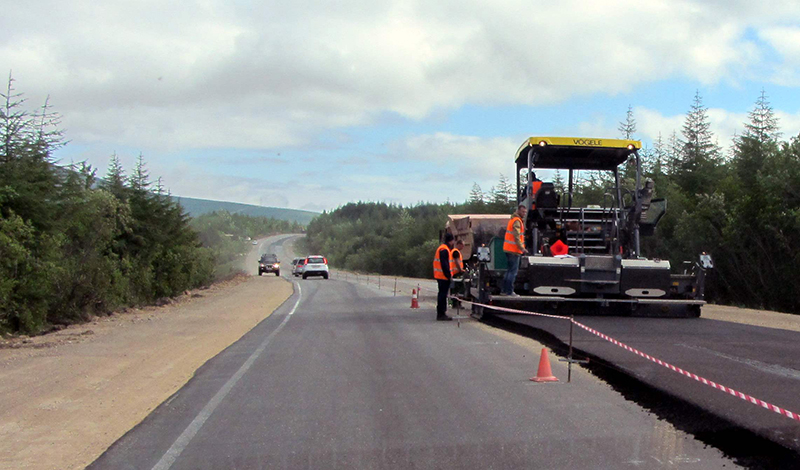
[0,275,292,470]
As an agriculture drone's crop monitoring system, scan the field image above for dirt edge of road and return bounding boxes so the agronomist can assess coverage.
[0,273,293,470]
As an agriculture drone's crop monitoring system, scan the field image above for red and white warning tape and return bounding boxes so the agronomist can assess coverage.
[452,297,800,423]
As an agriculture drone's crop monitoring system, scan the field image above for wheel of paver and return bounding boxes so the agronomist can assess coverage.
[258,272,262,276]
[323,273,328,279]
[275,271,280,276]
[688,305,701,318]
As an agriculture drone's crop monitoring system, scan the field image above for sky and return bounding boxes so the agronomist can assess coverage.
[3,0,800,213]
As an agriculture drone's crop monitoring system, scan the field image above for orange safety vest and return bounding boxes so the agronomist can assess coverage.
[450,248,463,275]
[503,215,524,254]
[530,181,543,209]
[433,244,451,280]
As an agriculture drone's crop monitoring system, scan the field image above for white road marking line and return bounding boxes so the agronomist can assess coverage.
[151,282,302,470]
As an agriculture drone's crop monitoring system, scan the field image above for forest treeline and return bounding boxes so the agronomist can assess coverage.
[0,80,299,333]
[306,92,800,314]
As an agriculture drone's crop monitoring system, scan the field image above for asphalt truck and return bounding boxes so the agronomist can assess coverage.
[450,137,713,318]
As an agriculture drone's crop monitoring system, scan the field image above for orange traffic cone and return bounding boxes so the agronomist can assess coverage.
[410,289,420,309]
[530,348,559,382]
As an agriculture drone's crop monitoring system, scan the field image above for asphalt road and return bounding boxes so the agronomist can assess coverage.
[89,235,741,469]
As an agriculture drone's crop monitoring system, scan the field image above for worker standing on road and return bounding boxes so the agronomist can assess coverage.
[501,204,528,296]
[433,233,455,321]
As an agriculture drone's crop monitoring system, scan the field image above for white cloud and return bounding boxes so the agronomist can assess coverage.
[395,132,520,180]
[5,0,800,210]
[774,111,800,139]
[758,26,800,86]
[3,0,799,151]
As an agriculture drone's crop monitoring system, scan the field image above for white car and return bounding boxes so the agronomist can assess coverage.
[302,255,329,279]
[292,258,306,277]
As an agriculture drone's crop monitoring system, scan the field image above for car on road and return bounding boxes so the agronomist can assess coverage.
[259,254,280,276]
[292,258,306,277]
[252,240,258,245]
[302,255,329,279]
[290,257,302,276]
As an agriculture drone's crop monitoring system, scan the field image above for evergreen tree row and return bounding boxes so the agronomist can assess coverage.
[0,79,300,333]
[0,75,215,333]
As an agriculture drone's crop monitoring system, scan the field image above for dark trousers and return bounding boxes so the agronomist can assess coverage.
[437,279,450,318]
[502,253,521,295]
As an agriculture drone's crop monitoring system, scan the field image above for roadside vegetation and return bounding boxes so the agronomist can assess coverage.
[305,91,800,315]
[0,79,301,334]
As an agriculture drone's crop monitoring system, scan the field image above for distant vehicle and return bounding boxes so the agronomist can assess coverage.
[302,255,329,280]
[252,240,258,245]
[259,254,280,276]
[290,258,302,276]
[293,258,306,277]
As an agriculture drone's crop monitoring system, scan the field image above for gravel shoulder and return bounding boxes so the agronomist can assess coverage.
[702,303,800,332]
[0,266,292,470]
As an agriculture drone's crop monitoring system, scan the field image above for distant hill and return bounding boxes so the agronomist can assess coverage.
[172,196,318,225]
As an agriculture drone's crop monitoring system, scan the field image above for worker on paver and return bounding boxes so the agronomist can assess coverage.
[501,204,528,296]
[433,232,455,321]
[450,239,465,308]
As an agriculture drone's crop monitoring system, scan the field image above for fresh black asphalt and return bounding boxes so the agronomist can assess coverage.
[488,311,800,460]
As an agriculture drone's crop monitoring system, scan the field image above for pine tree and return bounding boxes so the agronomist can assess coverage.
[468,182,484,204]
[0,74,58,230]
[32,95,64,154]
[618,105,637,139]
[676,91,722,197]
[743,89,781,144]
[104,153,127,198]
[553,170,567,194]
[651,133,666,175]
[618,105,638,179]
[497,174,517,204]
[733,90,781,190]
[130,153,150,192]
[154,177,165,195]
[0,73,32,163]
[665,131,681,177]
[490,174,514,211]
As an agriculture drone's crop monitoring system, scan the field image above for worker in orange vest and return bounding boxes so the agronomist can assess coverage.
[450,239,465,278]
[530,173,543,209]
[433,232,455,321]
[449,239,465,308]
[501,204,528,296]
